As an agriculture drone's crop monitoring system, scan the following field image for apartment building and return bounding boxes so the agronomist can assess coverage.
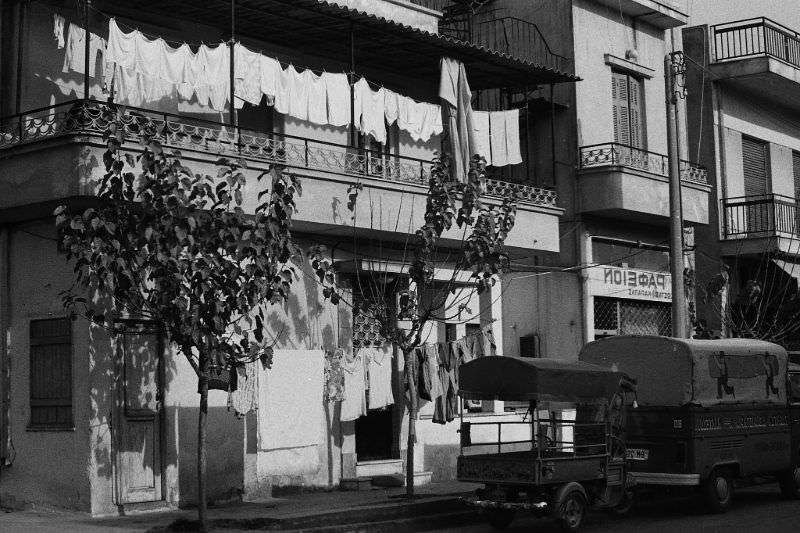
[685,18,800,352]
[0,0,576,514]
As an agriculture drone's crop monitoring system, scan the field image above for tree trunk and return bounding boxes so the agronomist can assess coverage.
[197,369,209,532]
[404,349,417,499]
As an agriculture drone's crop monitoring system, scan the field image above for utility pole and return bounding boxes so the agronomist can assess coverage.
[665,51,688,338]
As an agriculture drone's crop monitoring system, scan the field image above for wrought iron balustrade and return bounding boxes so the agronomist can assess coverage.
[578,143,708,185]
[712,18,800,69]
[0,99,557,208]
[722,194,800,238]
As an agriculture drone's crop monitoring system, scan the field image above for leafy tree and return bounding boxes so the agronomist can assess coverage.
[310,154,517,497]
[55,107,301,531]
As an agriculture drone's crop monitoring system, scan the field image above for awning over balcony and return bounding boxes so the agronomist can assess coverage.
[772,259,800,287]
[103,0,578,88]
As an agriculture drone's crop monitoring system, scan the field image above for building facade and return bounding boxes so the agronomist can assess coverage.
[0,0,575,514]
[685,17,800,352]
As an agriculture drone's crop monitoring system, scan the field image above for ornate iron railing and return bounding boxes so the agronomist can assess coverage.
[0,99,557,207]
[722,194,800,238]
[578,143,708,185]
[712,18,800,68]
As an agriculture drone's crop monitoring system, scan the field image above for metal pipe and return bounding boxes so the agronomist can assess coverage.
[550,83,556,187]
[15,0,24,114]
[229,0,238,151]
[84,0,90,100]
[349,24,355,146]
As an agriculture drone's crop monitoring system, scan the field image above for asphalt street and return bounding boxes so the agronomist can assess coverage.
[424,485,800,533]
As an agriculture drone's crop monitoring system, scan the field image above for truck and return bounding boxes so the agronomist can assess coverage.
[579,335,800,512]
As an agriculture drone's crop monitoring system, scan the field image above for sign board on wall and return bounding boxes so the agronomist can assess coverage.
[587,266,672,302]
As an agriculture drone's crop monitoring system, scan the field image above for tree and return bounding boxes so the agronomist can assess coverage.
[310,154,517,497]
[55,106,301,532]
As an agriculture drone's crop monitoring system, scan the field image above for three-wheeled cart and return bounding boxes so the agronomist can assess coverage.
[456,356,636,531]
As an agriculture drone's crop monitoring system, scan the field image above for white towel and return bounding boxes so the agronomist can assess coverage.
[384,89,399,126]
[306,70,328,125]
[340,352,367,422]
[258,349,325,450]
[472,110,491,165]
[489,110,522,166]
[323,72,351,127]
[286,65,308,121]
[364,346,394,410]
[53,14,66,50]
[274,65,291,114]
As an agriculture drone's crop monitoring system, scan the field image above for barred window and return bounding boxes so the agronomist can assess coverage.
[594,297,671,338]
[29,318,73,429]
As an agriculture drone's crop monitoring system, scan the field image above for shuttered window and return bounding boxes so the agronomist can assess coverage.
[793,150,800,200]
[29,318,73,429]
[612,71,646,148]
[742,137,769,196]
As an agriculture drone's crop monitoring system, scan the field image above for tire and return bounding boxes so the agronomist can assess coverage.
[485,508,516,530]
[608,488,636,518]
[556,490,587,532]
[779,467,800,499]
[703,468,734,513]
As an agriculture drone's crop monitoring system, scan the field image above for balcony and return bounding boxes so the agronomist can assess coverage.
[587,0,687,30]
[711,18,800,108]
[721,194,800,256]
[0,100,563,256]
[577,143,711,225]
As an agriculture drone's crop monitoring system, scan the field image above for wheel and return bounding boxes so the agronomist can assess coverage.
[779,467,800,499]
[703,468,734,513]
[608,488,636,518]
[556,490,587,532]
[484,508,516,530]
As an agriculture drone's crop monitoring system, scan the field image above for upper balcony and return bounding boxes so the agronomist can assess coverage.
[577,142,711,226]
[588,0,688,29]
[721,194,800,256]
[0,100,563,258]
[710,18,800,109]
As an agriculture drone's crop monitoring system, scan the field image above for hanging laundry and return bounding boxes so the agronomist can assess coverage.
[62,23,105,77]
[439,57,475,182]
[340,351,367,421]
[282,65,308,121]
[417,344,444,402]
[194,43,230,112]
[228,361,259,418]
[161,42,191,86]
[234,43,263,108]
[472,110,492,165]
[354,77,386,143]
[364,346,394,410]
[324,348,346,403]
[323,72,351,127]
[489,109,522,166]
[306,70,328,125]
[433,342,459,424]
[481,325,498,357]
[259,55,282,99]
[384,89,400,126]
[53,14,66,50]
[404,347,420,414]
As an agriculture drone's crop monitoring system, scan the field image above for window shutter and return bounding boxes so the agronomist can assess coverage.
[612,72,630,145]
[793,150,800,199]
[627,76,645,149]
[742,137,768,196]
[30,318,72,428]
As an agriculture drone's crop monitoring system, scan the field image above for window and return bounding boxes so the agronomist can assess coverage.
[611,71,646,149]
[29,318,73,429]
[742,137,769,196]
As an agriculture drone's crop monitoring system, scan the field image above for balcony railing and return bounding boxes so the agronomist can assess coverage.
[712,18,800,69]
[578,143,708,185]
[0,100,557,208]
[722,194,800,238]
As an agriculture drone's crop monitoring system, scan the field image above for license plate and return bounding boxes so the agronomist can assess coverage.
[626,448,649,461]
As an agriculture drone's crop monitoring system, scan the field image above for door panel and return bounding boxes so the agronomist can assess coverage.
[116,326,163,504]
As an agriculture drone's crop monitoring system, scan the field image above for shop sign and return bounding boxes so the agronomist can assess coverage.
[588,266,672,302]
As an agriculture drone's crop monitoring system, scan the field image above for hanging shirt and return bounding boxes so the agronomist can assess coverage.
[323,72,351,127]
[365,346,394,410]
[324,348,346,403]
[62,23,105,77]
[285,65,309,121]
[354,78,386,143]
[306,70,328,125]
[228,361,259,418]
[53,14,66,50]
[193,43,230,111]
[418,344,444,402]
[234,43,263,108]
[259,55,282,99]
[384,89,400,126]
[439,57,475,182]
[340,351,367,422]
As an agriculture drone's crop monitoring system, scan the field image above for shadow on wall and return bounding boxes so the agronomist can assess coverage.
[424,443,460,482]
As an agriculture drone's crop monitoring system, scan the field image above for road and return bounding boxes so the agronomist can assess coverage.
[425,485,800,533]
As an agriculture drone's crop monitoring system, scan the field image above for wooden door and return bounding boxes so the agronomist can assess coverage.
[116,324,163,504]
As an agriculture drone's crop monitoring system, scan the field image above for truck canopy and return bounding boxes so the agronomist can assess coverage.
[458,355,631,403]
[579,336,788,407]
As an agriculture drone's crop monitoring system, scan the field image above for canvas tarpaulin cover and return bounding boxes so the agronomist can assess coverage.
[579,336,788,406]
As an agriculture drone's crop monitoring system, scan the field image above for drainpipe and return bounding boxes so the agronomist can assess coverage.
[0,227,10,466]
[578,231,593,345]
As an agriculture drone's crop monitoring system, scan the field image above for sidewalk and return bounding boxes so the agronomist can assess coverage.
[0,480,482,533]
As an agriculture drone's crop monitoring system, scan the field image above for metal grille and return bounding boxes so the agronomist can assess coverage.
[594,297,672,337]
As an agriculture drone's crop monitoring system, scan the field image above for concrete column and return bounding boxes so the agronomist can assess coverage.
[480,280,503,413]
